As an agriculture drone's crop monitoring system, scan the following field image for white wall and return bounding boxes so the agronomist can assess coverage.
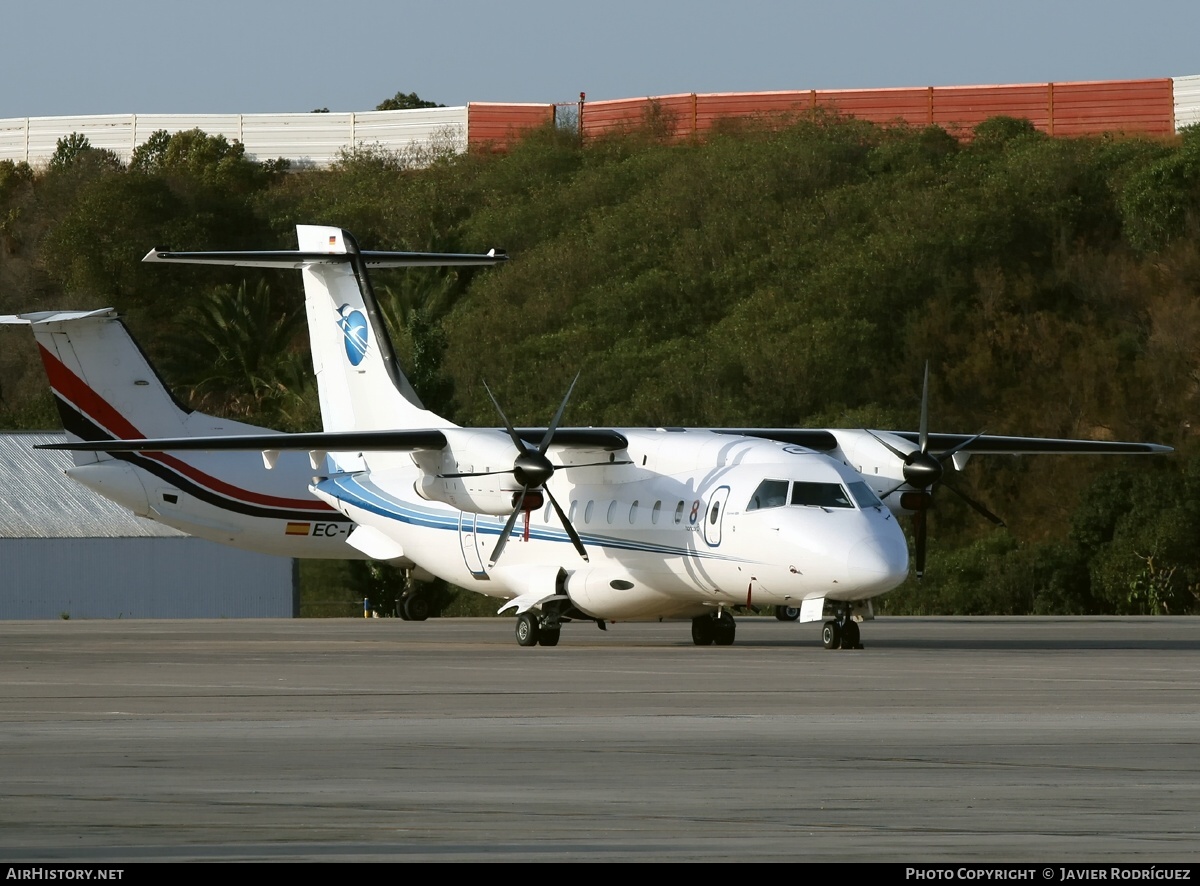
[0,107,468,167]
[0,537,296,618]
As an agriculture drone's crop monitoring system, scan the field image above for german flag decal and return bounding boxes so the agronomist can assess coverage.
[285,522,311,536]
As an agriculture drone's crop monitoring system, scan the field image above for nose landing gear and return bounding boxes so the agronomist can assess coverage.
[691,611,736,646]
[821,606,863,650]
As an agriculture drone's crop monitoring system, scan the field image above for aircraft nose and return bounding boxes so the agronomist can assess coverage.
[847,535,909,590]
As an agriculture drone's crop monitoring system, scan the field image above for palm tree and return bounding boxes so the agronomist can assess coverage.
[165,279,314,428]
[376,267,460,417]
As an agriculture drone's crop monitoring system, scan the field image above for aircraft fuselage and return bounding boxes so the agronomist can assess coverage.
[312,428,910,622]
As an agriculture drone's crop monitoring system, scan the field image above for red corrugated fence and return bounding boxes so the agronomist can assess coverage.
[466,78,1175,148]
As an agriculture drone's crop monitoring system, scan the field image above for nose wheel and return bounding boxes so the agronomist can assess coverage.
[821,609,863,650]
[691,612,736,646]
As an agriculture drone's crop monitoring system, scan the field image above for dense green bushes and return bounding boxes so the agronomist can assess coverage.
[2,116,1198,614]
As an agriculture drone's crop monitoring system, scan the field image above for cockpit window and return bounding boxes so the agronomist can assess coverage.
[847,480,883,509]
[790,481,853,509]
[747,479,789,511]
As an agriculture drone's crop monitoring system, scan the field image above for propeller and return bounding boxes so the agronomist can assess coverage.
[868,363,1005,579]
[442,374,613,568]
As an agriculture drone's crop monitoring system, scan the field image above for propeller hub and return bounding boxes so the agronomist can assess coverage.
[513,451,554,488]
[903,452,943,490]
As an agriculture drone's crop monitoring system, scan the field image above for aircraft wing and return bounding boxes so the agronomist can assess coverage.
[37,429,451,453]
[879,432,1171,455]
[37,427,628,454]
[43,427,1162,456]
[143,248,507,269]
[713,428,1170,455]
[512,429,627,450]
[712,429,840,450]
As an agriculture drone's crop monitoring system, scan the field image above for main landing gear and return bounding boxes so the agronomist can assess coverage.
[514,612,561,647]
[821,606,863,650]
[399,592,431,621]
[774,605,800,622]
[691,611,736,646]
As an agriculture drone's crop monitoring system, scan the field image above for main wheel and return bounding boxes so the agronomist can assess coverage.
[775,605,800,622]
[515,612,540,647]
[691,615,715,646]
[713,614,736,646]
[841,620,861,649]
[403,593,431,622]
[538,627,561,647]
[821,620,842,650]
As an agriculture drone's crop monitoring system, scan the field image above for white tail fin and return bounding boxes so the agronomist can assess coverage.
[2,309,358,542]
[140,224,506,439]
[0,310,198,466]
[295,225,453,433]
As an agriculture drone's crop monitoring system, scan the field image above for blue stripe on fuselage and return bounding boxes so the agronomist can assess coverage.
[315,474,748,563]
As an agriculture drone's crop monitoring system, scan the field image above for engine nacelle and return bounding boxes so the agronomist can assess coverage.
[829,429,915,514]
[415,473,525,515]
[412,428,527,516]
[565,568,673,620]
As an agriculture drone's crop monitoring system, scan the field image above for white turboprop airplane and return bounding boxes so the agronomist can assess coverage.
[35,225,1171,648]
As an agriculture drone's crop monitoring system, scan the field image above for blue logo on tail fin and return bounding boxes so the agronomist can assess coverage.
[337,305,369,366]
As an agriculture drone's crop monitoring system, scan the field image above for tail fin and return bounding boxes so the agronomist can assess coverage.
[295,225,451,432]
[0,310,195,466]
[142,224,506,435]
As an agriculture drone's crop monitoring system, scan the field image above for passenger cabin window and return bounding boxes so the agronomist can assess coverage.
[629,500,639,524]
[651,501,662,524]
[791,482,854,509]
[747,479,789,511]
[674,501,685,524]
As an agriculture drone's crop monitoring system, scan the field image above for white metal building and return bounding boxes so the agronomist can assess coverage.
[0,107,469,168]
[0,432,297,619]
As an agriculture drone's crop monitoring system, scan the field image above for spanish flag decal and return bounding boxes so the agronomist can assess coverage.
[285,522,311,536]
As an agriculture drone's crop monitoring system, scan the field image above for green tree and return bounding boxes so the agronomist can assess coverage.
[48,133,122,173]
[164,280,313,427]
[377,268,461,416]
[1118,127,1200,252]
[129,128,286,191]
[375,91,444,111]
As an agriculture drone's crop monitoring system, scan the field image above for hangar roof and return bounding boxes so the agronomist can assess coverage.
[0,432,185,539]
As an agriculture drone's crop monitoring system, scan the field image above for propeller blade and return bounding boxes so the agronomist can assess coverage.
[481,380,528,453]
[866,429,914,463]
[936,431,985,463]
[438,469,514,479]
[918,361,931,455]
[488,487,528,567]
[913,505,928,580]
[941,481,1006,526]
[539,371,580,455]
[545,486,589,562]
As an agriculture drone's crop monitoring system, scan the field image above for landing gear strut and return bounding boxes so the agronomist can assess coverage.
[691,611,736,646]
